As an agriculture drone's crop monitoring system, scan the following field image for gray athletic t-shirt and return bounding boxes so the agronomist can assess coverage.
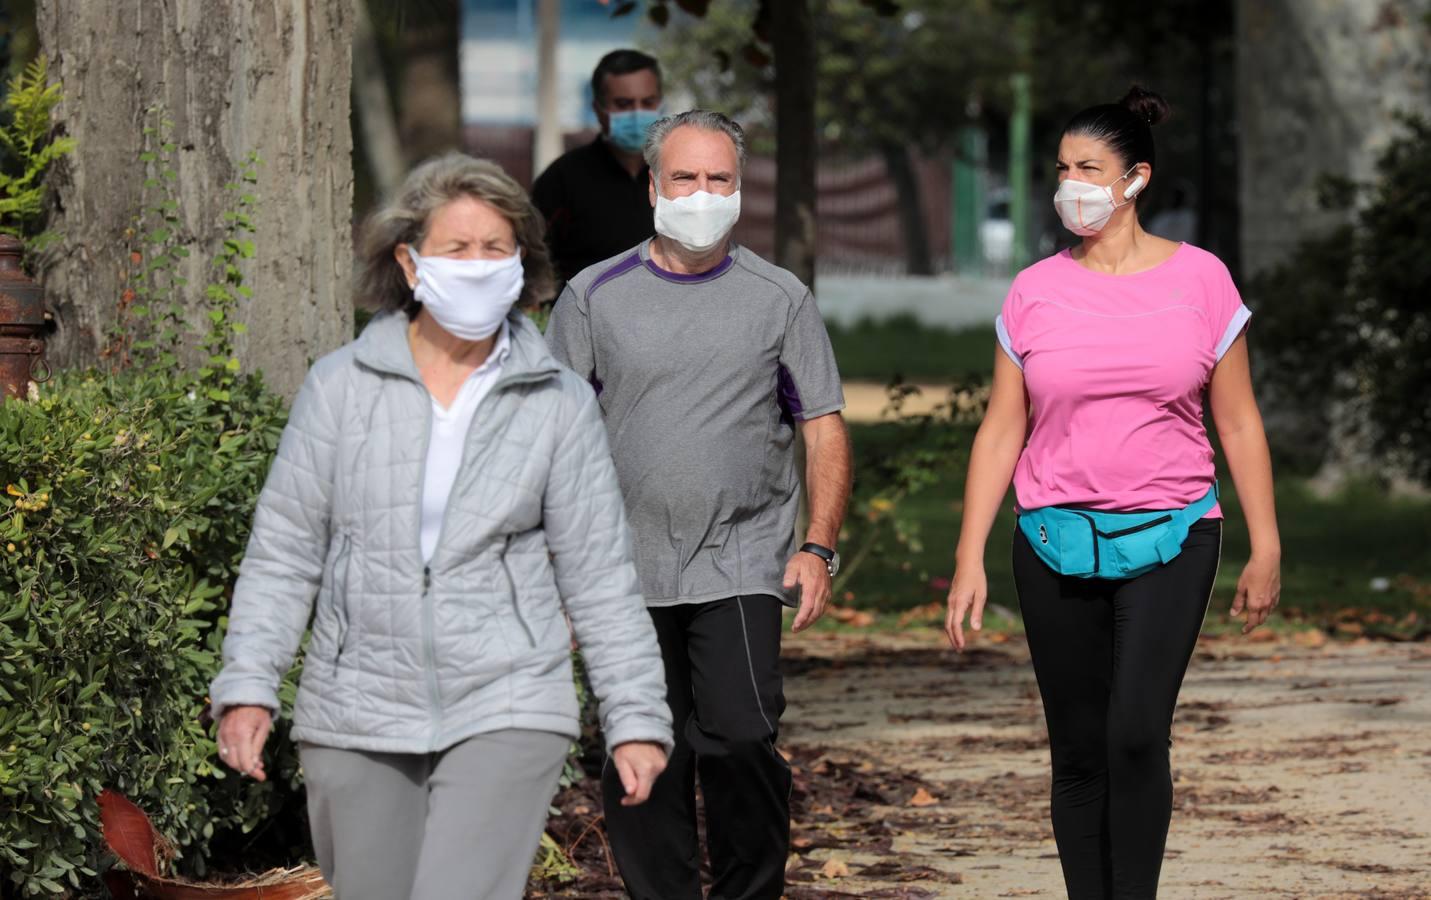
[546,239,845,607]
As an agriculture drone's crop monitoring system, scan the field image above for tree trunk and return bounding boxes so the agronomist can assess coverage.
[354,0,406,200]
[771,0,817,289]
[398,0,461,165]
[36,1,354,398]
[880,143,934,276]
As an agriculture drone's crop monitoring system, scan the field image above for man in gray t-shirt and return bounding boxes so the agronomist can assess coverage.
[547,110,853,900]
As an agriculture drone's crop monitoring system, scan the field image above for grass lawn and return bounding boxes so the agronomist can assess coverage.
[827,315,997,382]
[837,422,1431,639]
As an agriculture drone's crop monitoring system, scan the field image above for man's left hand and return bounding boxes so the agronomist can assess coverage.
[784,550,832,633]
[612,741,668,806]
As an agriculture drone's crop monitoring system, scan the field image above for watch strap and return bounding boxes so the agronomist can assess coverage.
[799,542,835,562]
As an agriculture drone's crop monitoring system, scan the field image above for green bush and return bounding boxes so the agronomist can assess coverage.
[835,377,987,600]
[1354,116,1431,478]
[1246,116,1431,479]
[0,369,308,897]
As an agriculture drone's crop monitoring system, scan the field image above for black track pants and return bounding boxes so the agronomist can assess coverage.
[1014,519,1221,899]
[603,595,791,900]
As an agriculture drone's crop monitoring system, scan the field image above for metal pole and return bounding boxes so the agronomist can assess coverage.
[533,0,562,176]
[1009,72,1032,272]
[952,125,985,274]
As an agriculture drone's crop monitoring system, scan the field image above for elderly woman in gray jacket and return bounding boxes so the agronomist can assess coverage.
[209,154,672,900]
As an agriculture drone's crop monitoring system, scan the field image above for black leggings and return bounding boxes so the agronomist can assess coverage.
[1013,519,1221,900]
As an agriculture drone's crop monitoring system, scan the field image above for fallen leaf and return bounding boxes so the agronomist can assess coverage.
[909,787,939,807]
[828,606,876,628]
[897,601,944,628]
[98,790,162,877]
[821,858,851,879]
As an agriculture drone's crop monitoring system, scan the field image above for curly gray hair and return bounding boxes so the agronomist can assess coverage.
[643,109,747,184]
[355,153,556,315]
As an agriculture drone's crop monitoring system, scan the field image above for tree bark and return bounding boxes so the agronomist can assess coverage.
[398,0,461,165]
[771,0,817,288]
[36,0,354,398]
[880,143,934,276]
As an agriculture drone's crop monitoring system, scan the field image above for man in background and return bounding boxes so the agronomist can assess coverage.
[532,49,662,284]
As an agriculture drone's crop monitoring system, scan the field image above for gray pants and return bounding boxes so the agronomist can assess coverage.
[301,730,570,900]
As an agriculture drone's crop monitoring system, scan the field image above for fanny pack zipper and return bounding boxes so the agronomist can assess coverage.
[1097,514,1174,539]
[1069,511,1100,573]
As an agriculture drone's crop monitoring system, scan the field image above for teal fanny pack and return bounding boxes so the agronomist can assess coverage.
[1017,483,1219,580]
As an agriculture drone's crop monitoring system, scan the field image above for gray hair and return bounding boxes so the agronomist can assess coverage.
[643,109,747,183]
[355,153,556,316]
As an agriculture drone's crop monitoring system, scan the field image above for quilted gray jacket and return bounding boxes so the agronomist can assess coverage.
[209,311,672,755]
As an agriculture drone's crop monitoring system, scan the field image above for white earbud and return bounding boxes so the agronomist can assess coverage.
[1123,174,1146,199]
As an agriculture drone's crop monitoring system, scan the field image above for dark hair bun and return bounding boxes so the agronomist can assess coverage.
[1119,85,1170,127]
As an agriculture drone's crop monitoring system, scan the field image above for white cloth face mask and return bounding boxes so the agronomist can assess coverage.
[654,189,742,253]
[407,248,523,341]
[1053,166,1144,235]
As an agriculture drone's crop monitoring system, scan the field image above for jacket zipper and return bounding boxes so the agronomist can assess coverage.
[415,368,549,750]
[501,536,536,648]
[420,564,441,747]
[1097,514,1174,540]
[414,389,443,749]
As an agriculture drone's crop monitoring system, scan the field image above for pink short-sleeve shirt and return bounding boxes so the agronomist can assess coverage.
[996,243,1250,517]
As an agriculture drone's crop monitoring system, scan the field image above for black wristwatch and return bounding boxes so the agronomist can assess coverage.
[800,542,840,577]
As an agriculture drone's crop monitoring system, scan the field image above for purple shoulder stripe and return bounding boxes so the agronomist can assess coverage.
[585,252,644,303]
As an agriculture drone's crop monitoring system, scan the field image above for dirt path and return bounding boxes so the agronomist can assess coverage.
[775,629,1431,899]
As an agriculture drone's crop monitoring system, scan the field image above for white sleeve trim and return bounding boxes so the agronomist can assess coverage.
[1213,304,1252,362]
[995,314,1023,369]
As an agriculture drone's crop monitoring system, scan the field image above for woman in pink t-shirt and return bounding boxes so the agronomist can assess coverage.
[944,86,1282,898]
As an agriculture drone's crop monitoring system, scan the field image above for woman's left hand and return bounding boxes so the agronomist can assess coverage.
[611,741,668,806]
[1232,554,1281,634]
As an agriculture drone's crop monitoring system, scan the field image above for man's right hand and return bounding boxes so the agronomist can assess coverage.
[217,705,273,782]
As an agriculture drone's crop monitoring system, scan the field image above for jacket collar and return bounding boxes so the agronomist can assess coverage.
[353,309,562,386]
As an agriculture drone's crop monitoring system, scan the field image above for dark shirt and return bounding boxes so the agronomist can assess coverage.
[531,137,655,283]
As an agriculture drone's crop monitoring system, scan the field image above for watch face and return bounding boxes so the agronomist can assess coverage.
[829,552,841,577]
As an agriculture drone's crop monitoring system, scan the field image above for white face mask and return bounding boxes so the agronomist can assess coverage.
[1053,166,1144,235]
[407,247,523,341]
[654,189,742,253]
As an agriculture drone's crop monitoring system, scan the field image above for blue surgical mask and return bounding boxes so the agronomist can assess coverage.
[607,108,663,154]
